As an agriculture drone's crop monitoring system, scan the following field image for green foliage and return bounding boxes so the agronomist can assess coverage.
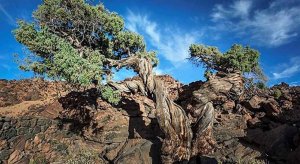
[189,44,267,82]
[14,21,103,86]
[100,86,121,105]
[256,81,267,89]
[113,31,146,56]
[204,70,213,80]
[273,89,282,99]
[137,51,159,66]
[14,0,154,88]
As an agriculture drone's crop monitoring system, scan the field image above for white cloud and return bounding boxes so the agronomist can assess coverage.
[0,4,15,26]
[126,10,201,66]
[272,57,300,79]
[290,81,300,86]
[273,65,300,79]
[153,67,163,75]
[127,11,160,43]
[211,0,300,47]
[231,0,252,17]
[212,0,252,21]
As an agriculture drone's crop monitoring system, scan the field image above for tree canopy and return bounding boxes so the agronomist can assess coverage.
[14,0,156,86]
[189,44,267,82]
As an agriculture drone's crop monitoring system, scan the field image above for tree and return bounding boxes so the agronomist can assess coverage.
[189,44,267,83]
[14,0,191,163]
[14,0,150,86]
[14,0,154,103]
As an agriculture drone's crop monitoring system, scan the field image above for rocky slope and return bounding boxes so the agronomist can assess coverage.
[0,76,299,164]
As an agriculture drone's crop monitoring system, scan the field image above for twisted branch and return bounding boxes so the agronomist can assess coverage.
[107,56,192,162]
[106,55,243,163]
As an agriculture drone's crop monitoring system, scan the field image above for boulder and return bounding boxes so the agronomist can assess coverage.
[245,95,266,110]
[114,139,161,164]
[262,101,281,117]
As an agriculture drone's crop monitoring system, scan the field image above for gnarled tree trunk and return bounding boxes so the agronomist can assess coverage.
[107,56,244,163]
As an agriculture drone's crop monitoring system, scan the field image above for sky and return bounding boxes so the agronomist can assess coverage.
[1,0,300,86]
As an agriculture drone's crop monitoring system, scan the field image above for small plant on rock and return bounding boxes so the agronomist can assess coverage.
[273,89,282,99]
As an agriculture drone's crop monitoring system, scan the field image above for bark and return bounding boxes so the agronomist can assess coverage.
[107,56,193,162]
[189,72,244,156]
[106,56,244,163]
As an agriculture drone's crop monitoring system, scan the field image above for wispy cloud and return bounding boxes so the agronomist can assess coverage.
[211,0,300,47]
[153,67,163,75]
[211,0,252,21]
[126,10,202,67]
[290,81,300,86]
[0,4,15,26]
[127,12,160,44]
[0,64,11,71]
[272,57,300,80]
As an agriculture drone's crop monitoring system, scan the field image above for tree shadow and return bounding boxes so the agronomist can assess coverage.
[57,88,162,163]
[57,88,98,135]
[117,97,163,163]
[117,97,162,139]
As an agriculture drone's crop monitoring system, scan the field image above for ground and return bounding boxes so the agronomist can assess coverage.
[0,76,300,163]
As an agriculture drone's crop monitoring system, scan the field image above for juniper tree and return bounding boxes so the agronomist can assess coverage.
[14,0,153,103]
[14,0,192,162]
[189,44,267,83]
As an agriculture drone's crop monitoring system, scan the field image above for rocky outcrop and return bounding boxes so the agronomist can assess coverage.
[0,116,67,163]
[237,83,300,163]
[0,78,299,163]
[0,79,71,107]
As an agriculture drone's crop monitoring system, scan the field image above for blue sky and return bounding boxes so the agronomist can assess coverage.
[1,0,300,86]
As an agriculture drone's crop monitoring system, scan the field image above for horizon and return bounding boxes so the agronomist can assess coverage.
[1,0,300,86]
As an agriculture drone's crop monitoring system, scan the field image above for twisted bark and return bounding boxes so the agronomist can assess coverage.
[107,56,192,162]
[189,72,244,156]
[106,56,244,163]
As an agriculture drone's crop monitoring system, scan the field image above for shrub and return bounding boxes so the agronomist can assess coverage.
[273,89,282,99]
[100,86,121,105]
[256,82,267,90]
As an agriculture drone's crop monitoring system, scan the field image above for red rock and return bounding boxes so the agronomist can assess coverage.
[33,135,42,145]
[243,113,252,122]
[247,117,261,127]
[0,140,7,150]
[282,100,293,110]
[263,101,281,117]
[11,136,26,151]
[246,95,266,110]
[223,100,235,111]
[8,150,22,164]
